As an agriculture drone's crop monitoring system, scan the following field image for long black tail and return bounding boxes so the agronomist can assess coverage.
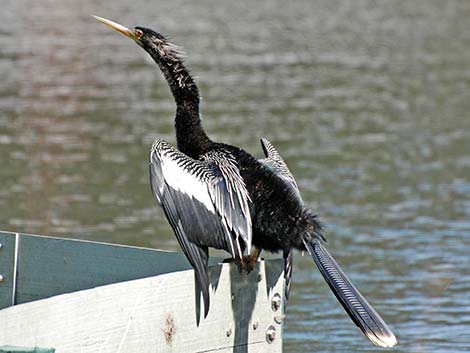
[303,238,397,347]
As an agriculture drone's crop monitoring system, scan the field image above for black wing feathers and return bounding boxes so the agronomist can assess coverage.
[149,153,211,318]
[149,139,252,318]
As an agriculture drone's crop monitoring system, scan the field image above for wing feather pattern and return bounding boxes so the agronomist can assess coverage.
[260,138,300,199]
[259,138,300,304]
[149,139,252,318]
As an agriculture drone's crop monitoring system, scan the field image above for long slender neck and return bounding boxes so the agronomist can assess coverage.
[147,48,212,157]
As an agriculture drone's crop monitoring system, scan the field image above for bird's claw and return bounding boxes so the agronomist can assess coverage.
[241,255,257,274]
[225,248,262,274]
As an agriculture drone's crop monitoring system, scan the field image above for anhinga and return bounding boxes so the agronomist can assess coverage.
[93,16,397,347]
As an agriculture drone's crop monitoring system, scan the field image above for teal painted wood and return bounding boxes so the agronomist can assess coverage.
[0,346,55,353]
[14,232,195,305]
[0,232,16,309]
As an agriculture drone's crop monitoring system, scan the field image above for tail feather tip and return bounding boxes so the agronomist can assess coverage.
[367,331,398,348]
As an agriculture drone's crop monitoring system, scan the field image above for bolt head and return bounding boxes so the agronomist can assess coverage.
[271,293,282,312]
[266,325,276,343]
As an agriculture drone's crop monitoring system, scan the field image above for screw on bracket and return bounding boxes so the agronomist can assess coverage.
[266,325,276,343]
[0,274,4,283]
[271,293,282,312]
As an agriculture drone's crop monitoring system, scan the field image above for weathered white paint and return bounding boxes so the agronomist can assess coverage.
[0,259,284,353]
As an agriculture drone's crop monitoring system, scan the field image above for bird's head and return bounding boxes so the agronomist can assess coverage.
[93,16,183,61]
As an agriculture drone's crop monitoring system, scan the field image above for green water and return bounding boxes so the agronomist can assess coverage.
[1,0,469,351]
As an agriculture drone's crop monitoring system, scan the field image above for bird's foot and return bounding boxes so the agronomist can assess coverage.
[224,248,262,274]
[242,248,262,274]
[241,256,256,274]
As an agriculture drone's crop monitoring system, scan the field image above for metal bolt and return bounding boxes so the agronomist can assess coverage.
[271,293,282,312]
[0,274,4,283]
[226,327,232,337]
[252,321,259,330]
[266,325,276,344]
[0,242,2,249]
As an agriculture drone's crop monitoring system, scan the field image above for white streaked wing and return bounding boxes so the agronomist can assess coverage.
[150,139,251,260]
[203,151,252,254]
[160,155,216,214]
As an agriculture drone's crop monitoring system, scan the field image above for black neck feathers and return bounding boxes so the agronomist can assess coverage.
[145,42,211,157]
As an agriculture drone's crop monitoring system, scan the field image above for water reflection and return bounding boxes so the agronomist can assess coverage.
[1,0,469,352]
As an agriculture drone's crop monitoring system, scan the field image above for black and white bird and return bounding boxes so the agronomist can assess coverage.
[94,16,397,347]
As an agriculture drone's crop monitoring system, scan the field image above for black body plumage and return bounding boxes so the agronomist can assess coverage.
[95,17,397,348]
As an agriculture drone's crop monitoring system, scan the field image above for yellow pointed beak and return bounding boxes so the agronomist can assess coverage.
[92,15,141,43]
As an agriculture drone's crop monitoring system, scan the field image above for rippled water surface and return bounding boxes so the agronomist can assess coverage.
[1,0,469,351]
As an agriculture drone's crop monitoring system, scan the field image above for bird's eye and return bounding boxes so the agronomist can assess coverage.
[135,29,143,38]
